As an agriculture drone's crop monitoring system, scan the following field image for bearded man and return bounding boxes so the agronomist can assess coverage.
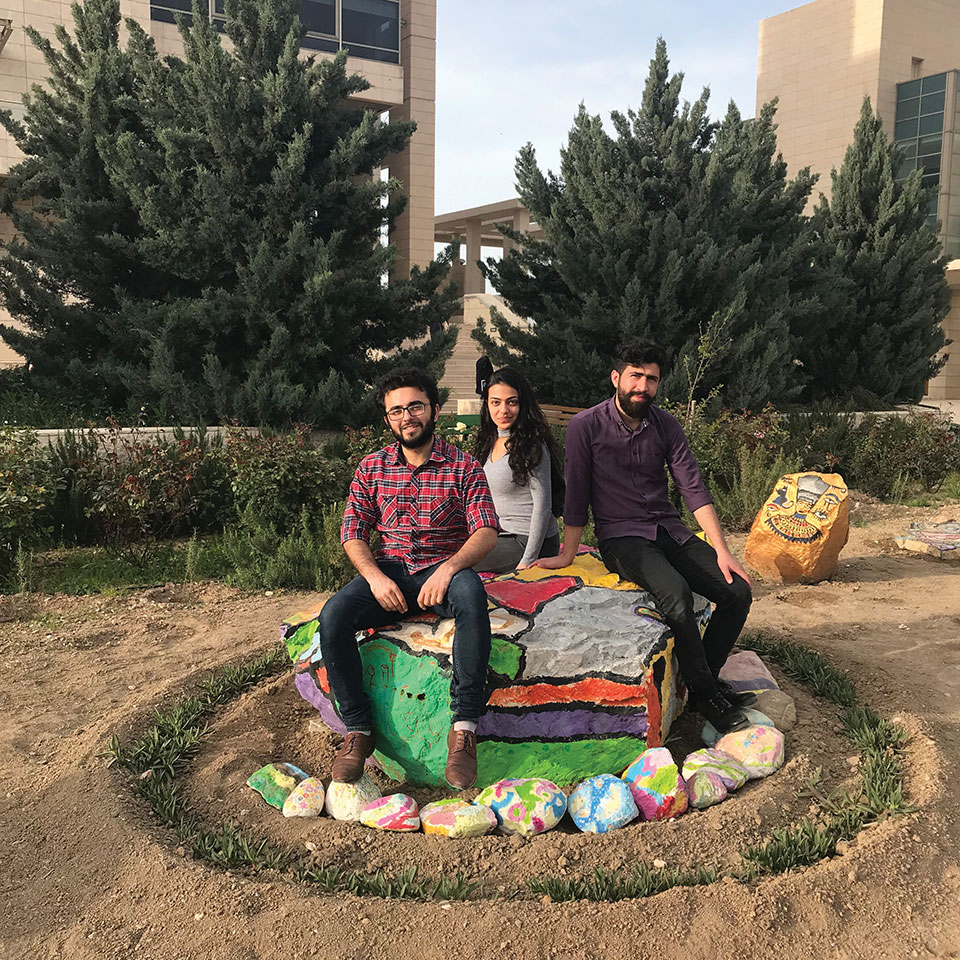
[319,367,498,788]
[533,338,754,734]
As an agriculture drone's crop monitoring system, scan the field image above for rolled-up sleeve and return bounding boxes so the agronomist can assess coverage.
[563,414,592,527]
[341,465,376,543]
[664,417,713,513]
[462,460,500,534]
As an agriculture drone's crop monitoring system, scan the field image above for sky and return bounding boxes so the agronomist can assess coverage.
[433,0,798,214]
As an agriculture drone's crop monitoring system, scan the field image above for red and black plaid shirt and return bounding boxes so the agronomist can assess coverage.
[341,437,499,573]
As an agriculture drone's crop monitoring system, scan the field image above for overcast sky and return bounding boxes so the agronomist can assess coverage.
[433,0,796,214]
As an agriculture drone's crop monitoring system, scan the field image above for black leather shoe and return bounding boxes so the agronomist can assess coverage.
[717,679,757,708]
[690,692,751,733]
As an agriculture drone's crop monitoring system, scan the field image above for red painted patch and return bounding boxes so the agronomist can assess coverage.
[489,677,647,709]
[318,664,329,693]
[484,576,578,614]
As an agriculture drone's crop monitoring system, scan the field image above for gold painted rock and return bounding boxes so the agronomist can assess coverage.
[745,472,849,583]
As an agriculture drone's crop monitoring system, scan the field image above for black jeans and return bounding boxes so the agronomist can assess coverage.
[599,527,752,697]
[317,560,491,731]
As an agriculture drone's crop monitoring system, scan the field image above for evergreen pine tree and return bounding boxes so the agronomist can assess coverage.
[475,39,819,409]
[0,0,457,425]
[809,96,949,404]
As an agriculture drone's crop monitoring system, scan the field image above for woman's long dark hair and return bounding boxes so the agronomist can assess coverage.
[474,367,559,486]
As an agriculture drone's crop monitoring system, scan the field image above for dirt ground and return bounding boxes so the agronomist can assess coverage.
[2,497,959,960]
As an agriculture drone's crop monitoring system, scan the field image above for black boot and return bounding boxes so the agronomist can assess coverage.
[690,691,751,733]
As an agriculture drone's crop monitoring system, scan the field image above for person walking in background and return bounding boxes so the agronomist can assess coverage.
[473,367,561,573]
[534,338,754,734]
[320,367,498,789]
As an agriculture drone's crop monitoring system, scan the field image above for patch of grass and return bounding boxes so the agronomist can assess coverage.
[527,864,718,902]
[298,864,480,900]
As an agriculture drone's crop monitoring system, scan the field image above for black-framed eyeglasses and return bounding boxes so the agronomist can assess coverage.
[385,401,430,421]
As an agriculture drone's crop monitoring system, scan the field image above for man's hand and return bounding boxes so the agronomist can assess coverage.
[531,554,572,570]
[715,547,752,587]
[368,570,408,613]
[417,562,455,608]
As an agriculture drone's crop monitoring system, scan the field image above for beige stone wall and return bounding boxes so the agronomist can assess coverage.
[756,0,884,205]
[925,268,960,401]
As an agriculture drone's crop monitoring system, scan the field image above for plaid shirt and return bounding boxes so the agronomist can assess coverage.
[341,437,499,573]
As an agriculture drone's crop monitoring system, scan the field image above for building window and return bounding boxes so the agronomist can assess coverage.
[894,72,949,228]
[149,0,400,64]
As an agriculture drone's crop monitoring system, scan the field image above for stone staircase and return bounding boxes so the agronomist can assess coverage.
[439,294,530,409]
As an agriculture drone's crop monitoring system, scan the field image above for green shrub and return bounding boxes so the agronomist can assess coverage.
[226,425,353,532]
[220,502,356,591]
[0,426,56,582]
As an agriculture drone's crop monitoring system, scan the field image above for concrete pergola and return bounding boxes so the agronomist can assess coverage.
[434,198,540,295]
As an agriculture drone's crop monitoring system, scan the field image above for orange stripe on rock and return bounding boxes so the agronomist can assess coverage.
[488,677,646,709]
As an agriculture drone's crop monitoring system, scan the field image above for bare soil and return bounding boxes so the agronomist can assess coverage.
[2,497,959,960]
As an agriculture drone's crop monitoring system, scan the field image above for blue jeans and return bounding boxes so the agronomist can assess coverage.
[317,560,491,731]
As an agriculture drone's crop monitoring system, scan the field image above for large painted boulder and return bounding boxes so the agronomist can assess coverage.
[567,774,639,833]
[282,551,711,787]
[622,747,688,821]
[745,472,849,583]
[475,778,567,837]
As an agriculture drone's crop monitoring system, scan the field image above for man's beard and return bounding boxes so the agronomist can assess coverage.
[617,385,653,420]
[391,415,437,450]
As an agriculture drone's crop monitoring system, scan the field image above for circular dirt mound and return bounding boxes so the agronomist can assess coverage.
[182,661,870,896]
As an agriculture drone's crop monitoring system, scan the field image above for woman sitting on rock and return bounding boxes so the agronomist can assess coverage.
[473,367,561,573]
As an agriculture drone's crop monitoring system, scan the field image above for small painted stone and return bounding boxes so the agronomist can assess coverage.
[681,749,749,791]
[567,774,639,833]
[754,690,797,732]
[246,762,309,810]
[702,709,775,747]
[474,778,567,837]
[282,776,326,818]
[621,747,688,821]
[360,793,420,832]
[420,799,498,838]
[717,651,779,694]
[685,769,728,809]
[323,773,381,821]
[715,725,785,779]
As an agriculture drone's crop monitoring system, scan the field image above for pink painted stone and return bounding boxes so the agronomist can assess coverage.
[621,747,688,821]
[685,769,728,809]
[420,799,498,838]
[715,725,785,779]
[360,793,420,832]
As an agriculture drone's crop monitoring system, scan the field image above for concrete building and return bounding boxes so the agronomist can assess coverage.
[0,0,436,368]
[757,0,960,400]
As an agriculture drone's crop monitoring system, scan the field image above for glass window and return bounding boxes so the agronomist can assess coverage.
[920,154,941,174]
[919,113,944,135]
[918,133,942,157]
[895,118,919,140]
[896,98,920,121]
[300,0,335,36]
[897,140,918,160]
[342,0,399,51]
[301,34,339,52]
[897,157,917,179]
[898,78,922,99]
[213,0,224,13]
[921,172,940,191]
[921,72,947,94]
[921,90,946,115]
[342,42,399,63]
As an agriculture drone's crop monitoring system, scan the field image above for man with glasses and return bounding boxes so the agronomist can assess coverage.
[319,368,499,788]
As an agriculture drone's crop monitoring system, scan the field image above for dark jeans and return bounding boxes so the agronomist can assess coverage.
[599,527,752,697]
[318,560,491,731]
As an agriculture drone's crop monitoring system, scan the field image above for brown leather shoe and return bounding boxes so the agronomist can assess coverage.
[331,731,375,782]
[445,726,478,790]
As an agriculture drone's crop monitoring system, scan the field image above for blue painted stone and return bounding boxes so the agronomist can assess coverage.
[567,774,639,833]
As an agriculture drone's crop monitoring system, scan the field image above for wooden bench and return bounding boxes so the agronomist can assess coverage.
[540,403,586,426]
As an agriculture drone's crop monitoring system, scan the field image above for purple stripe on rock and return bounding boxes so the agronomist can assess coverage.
[294,673,346,735]
[477,707,648,741]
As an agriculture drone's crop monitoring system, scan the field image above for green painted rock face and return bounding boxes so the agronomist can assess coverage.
[283,553,711,787]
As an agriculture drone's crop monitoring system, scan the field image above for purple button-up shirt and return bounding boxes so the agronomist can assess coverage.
[563,398,713,544]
